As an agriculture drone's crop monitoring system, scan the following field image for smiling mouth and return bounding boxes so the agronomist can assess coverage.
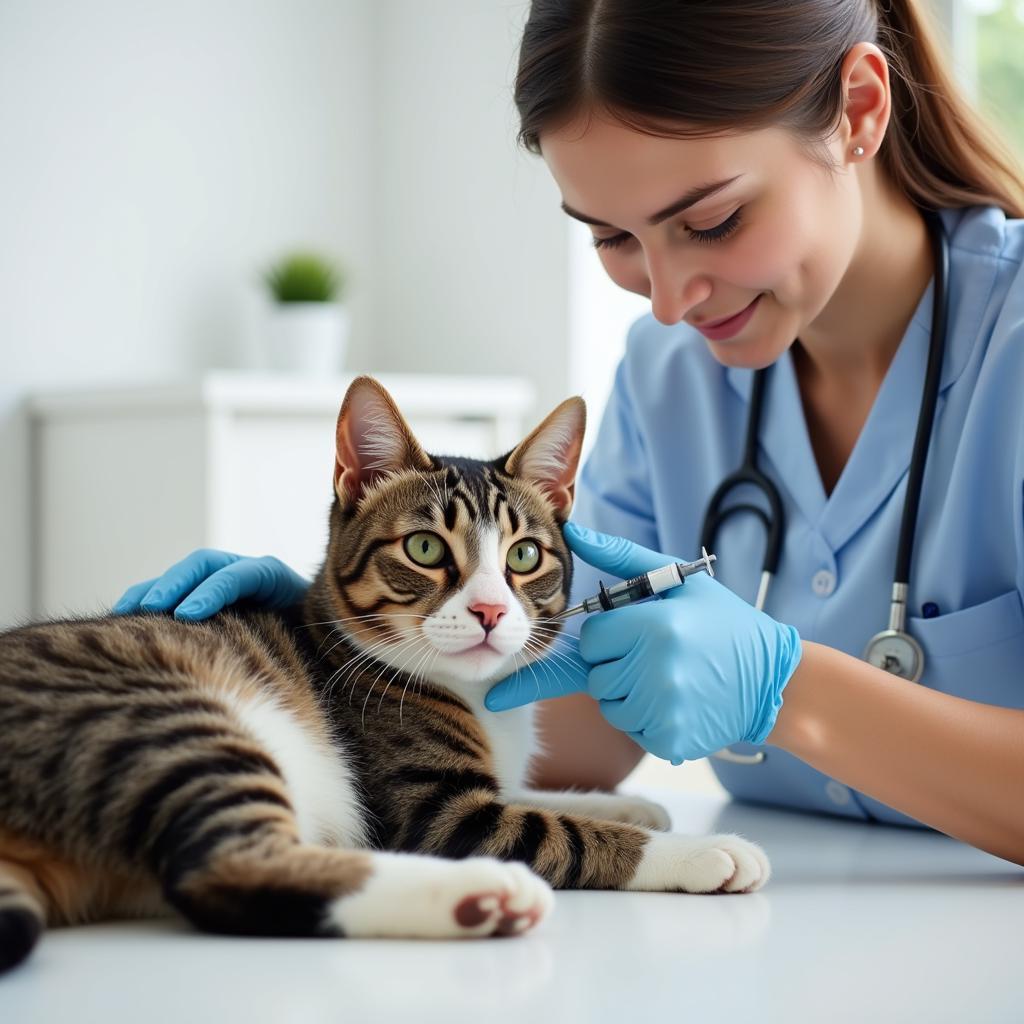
[699,296,759,328]
[692,294,764,341]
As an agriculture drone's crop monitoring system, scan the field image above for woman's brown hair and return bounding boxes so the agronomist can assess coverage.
[514,0,1024,218]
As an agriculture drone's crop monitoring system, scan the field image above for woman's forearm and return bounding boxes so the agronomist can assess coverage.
[768,641,1024,865]
[530,692,646,790]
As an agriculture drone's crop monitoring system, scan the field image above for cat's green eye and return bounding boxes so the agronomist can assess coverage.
[404,531,448,568]
[506,539,541,574]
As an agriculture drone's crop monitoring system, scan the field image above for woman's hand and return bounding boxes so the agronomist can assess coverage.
[112,549,311,621]
[486,523,803,763]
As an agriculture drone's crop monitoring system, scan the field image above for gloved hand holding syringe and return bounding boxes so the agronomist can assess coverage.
[555,547,717,619]
[487,522,802,769]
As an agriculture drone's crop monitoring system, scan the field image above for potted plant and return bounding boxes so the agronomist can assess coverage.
[262,251,349,374]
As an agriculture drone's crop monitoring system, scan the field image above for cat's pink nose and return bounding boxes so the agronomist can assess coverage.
[469,602,507,633]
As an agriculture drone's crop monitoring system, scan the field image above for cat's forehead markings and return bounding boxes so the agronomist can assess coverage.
[414,473,450,521]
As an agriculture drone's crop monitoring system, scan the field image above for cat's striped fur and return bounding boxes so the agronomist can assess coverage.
[0,376,768,973]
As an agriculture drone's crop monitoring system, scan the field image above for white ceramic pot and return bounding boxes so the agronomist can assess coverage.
[264,302,349,374]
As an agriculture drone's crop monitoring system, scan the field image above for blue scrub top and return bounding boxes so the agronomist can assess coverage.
[570,205,1024,827]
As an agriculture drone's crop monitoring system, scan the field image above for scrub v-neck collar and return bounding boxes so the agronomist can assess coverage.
[723,218,988,555]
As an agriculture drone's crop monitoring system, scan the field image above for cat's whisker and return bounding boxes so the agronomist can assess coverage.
[316,621,382,661]
[318,636,399,710]
[422,473,447,521]
[360,630,432,729]
[314,615,429,663]
[509,651,536,700]
[513,646,546,702]
[527,624,579,642]
[524,628,581,654]
[390,641,437,724]
[370,634,428,715]
[521,638,588,692]
[525,630,584,661]
[320,629,409,708]
[526,639,585,665]
[380,647,424,718]
[318,629,400,692]
[525,630,584,656]
[300,611,431,632]
[314,625,343,659]
[521,651,575,699]
[317,610,425,667]
[347,632,425,709]
[318,627,363,665]
[362,634,430,730]
[404,647,441,723]
[522,647,585,682]
[348,630,424,693]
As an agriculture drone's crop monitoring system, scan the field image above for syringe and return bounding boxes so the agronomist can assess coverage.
[556,548,717,620]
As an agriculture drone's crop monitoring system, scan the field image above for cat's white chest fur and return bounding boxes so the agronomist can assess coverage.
[440,682,539,794]
[478,703,539,795]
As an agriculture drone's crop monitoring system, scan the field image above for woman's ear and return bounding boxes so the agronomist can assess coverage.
[503,396,586,520]
[839,41,891,161]
[334,377,433,508]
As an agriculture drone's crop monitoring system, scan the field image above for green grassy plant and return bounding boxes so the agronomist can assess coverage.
[263,252,345,303]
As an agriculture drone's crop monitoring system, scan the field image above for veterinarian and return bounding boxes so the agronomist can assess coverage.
[116,0,1024,864]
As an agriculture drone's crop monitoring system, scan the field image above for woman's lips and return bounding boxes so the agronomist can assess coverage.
[695,294,763,341]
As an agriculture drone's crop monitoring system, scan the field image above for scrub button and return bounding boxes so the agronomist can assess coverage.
[811,569,836,597]
[825,780,851,806]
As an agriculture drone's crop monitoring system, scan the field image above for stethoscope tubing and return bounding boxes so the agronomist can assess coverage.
[698,210,949,765]
[893,212,949,591]
[699,367,785,599]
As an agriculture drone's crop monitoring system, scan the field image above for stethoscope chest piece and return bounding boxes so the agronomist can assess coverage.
[863,628,924,682]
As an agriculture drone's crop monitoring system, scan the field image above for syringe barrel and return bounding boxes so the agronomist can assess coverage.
[602,575,654,609]
[645,563,685,595]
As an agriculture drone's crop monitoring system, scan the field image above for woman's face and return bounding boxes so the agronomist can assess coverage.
[540,113,862,369]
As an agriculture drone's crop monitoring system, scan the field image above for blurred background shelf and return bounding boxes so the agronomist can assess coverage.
[28,371,535,620]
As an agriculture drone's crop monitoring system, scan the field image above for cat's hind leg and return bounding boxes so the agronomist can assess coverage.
[0,857,45,973]
[164,826,552,941]
[0,827,166,974]
[151,748,552,940]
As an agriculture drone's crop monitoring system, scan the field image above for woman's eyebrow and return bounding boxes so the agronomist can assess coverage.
[561,175,744,228]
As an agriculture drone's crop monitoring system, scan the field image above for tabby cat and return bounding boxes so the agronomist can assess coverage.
[0,376,768,973]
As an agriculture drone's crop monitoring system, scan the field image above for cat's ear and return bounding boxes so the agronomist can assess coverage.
[334,377,433,508]
[503,397,586,520]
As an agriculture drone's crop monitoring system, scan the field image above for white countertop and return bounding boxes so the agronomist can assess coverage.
[3,788,1021,1024]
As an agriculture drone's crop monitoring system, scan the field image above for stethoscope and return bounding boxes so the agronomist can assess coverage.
[700,210,950,765]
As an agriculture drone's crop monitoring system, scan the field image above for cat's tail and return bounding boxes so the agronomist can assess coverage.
[0,861,45,974]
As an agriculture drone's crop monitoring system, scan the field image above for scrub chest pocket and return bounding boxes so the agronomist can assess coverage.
[908,589,1024,708]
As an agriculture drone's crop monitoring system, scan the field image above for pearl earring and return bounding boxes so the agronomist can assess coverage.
[852,145,865,157]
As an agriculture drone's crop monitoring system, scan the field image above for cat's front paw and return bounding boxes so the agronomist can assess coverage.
[627,832,771,894]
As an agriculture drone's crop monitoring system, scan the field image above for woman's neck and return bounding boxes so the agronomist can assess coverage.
[791,168,935,494]
[796,169,934,392]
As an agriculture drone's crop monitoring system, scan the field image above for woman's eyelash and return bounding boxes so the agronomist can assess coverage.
[592,208,744,250]
[687,208,744,245]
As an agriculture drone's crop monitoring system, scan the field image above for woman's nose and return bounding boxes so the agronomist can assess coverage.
[647,255,713,326]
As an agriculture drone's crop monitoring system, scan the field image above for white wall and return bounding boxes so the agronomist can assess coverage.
[0,0,575,628]
[366,1,570,418]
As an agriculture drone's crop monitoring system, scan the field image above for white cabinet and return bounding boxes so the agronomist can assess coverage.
[29,372,535,619]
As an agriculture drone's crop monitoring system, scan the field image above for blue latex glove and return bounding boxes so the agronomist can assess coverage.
[486,523,803,763]
[112,549,311,621]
